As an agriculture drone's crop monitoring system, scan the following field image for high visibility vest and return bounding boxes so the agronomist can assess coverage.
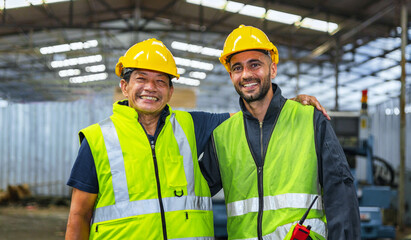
[80,101,214,240]
[213,100,327,240]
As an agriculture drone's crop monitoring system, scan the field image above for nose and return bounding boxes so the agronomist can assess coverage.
[241,67,253,80]
[144,79,156,91]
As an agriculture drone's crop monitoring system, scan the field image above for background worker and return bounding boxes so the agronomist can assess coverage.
[65,38,328,239]
[200,25,361,240]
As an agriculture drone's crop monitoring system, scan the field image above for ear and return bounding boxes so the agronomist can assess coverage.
[270,62,277,79]
[168,85,174,101]
[229,71,234,84]
[120,79,128,97]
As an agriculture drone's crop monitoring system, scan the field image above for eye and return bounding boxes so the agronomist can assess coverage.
[231,65,242,72]
[156,79,167,86]
[250,62,260,68]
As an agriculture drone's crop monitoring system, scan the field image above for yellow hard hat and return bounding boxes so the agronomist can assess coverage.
[115,38,180,79]
[219,25,279,72]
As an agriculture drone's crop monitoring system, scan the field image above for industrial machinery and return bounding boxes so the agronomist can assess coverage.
[330,90,397,239]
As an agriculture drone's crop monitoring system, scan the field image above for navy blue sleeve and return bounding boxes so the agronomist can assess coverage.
[314,110,361,240]
[66,138,99,194]
[189,111,230,157]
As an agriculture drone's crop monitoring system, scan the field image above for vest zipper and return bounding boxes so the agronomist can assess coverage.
[151,140,168,240]
[257,122,264,240]
[244,117,265,240]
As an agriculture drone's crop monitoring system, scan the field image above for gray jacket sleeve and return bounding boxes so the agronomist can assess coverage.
[314,110,361,240]
[199,133,223,196]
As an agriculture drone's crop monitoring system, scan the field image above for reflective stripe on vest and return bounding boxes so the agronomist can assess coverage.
[92,115,211,224]
[169,113,195,196]
[233,218,327,240]
[93,195,212,223]
[227,193,323,217]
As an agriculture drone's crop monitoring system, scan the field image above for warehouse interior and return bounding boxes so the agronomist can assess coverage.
[0,0,410,239]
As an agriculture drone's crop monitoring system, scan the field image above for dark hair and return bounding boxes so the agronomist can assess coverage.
[121,68,173,87]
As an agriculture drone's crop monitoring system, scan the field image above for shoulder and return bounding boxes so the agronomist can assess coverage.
[285,99,315,113]
[214,111,242,132]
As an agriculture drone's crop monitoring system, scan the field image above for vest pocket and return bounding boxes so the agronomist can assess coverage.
[91,215,163,239]
[164,155,188,189]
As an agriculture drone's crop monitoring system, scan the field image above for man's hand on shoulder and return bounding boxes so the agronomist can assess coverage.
[290,94,331,120]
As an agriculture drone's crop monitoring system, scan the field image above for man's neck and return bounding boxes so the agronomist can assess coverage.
[243,90,274,122]
[137,112,161,136]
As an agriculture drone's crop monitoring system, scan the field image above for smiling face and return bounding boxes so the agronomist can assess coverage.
[120,69,174,116]
[229,50,277,103]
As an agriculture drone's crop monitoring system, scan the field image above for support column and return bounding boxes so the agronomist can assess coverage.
[334,39,340,111]
[398,0,407,230]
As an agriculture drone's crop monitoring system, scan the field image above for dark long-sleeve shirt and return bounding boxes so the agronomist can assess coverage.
[200,83,361,240]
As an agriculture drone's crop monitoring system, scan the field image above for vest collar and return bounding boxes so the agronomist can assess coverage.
[239,83,286,123]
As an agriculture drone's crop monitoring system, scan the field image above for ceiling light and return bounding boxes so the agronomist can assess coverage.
[173,77,200,87]
[186,0,339,33]
[225,1,244,12]
[40,40,98,55]
[171,41,188,51]
[202,0,226,9]
[266,9,301,25]
[51,54,102,68]
[297,18,338,33]
[0,99,8,108]
[189,71,207,79]
[0,0,74,10]
[177,68,186,75]
[201,47,223,57]
[174,57,214,71]
[69,73,108,84]
[239,5,266,18]
[58,69,81,77]
[171,41,222,57]
[186,0,201,4]
[85,64,106,73]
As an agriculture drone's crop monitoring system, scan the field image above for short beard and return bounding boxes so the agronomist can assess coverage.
[235,71,272,103]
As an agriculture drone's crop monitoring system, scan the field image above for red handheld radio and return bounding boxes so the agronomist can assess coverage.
[290,196,319,240]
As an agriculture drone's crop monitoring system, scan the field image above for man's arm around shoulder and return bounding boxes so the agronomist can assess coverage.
[314,110,361,240]
[65,188,97,240]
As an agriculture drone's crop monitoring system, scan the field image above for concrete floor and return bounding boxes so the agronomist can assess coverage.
[1,205,411,240]
[0,205,68,240]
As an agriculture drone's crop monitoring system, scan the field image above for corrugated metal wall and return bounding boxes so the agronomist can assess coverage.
[1,91,409,197]
[0,93,113,197]
[371,98,411,171]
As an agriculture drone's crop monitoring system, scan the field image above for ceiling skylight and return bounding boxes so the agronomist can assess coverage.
[171,41,222,57]
[85,64,106,73]
[239,5,266,18]
[225,1,244,12]
[173,77,200,87]
[174,57,214,71]
[0,0,73,10]
[185,0,338,33]
[58,69,81,77]
[40,40,98,55]
[50,54,102,68]
[297,18,339,33]
[69,73,108,84]
[266,9,301,25]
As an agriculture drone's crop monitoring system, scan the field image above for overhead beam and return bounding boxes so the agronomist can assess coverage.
[306,4,395,59]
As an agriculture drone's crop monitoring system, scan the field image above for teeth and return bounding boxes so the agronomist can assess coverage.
[243,83,257,87]
[141,96,158,100]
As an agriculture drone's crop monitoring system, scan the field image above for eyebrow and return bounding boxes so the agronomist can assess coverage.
[134,71,168,78]
[231,58,263,69]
